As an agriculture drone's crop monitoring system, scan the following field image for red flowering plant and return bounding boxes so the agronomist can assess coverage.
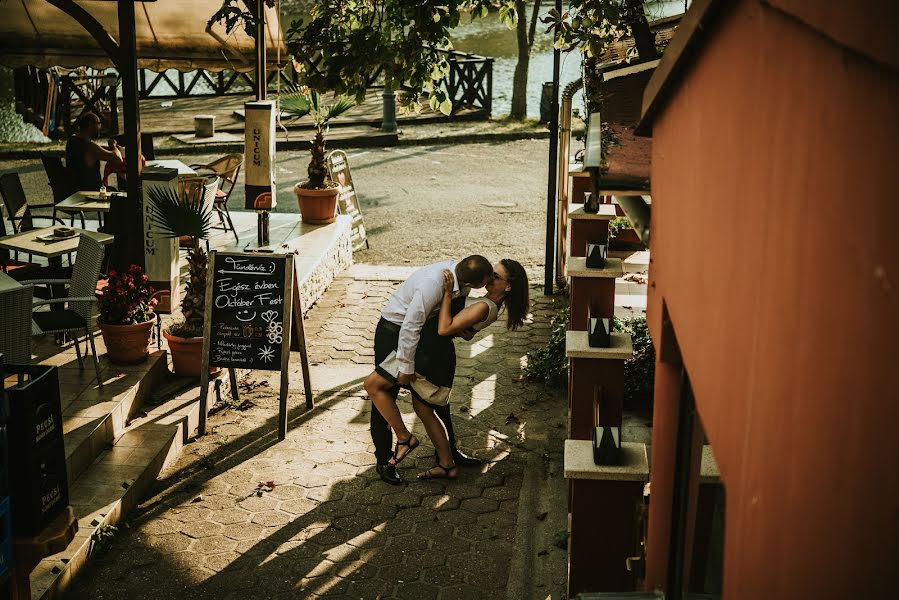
[97,264,157,325]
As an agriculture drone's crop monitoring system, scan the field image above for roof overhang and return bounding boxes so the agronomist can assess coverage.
[0,0,287,73]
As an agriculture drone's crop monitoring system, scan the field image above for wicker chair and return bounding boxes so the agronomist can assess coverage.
[177,175,218,253]
[24,235,105,386]
[0,284,33,364]
[189,153,241,240]
[0,172,63,234]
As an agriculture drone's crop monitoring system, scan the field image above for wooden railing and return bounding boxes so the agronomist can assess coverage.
[137,67,300,98]
[136,50,494,114]
[435,49,493,115]
[12,50,494,138]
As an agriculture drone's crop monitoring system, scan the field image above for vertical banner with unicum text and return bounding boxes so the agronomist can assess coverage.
[141,166,180,313]
[244,100,277,210]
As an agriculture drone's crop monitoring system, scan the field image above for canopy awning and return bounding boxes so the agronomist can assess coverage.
[0,0,287,72]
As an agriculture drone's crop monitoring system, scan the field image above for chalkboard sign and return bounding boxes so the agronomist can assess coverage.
[199,250,311,440]
[207,252,289,370]
[327,150,369,251]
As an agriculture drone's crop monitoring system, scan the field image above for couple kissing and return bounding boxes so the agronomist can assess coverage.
[363,255,529,485]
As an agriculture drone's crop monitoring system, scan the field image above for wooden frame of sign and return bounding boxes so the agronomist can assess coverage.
[327,150,369,250]
[198,250,313,440]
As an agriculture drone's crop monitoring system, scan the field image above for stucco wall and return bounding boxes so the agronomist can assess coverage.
[645,0,899,597]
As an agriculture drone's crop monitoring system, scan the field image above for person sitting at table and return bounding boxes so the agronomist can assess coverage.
[65,112,122,191]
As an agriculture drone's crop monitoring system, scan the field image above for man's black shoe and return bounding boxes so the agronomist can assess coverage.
[376,463,404,486]
[435,448,482,467]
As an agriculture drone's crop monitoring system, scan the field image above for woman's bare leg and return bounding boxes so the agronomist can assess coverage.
[364,371,413,444]
[412,398,454,467]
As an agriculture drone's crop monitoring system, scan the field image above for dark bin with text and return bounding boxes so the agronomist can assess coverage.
[3,364,69,536]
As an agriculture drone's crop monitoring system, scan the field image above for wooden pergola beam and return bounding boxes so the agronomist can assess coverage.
[43,0,156,270]
[44,0,122,66]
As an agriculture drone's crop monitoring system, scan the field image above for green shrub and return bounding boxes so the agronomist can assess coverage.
[523,306,570,388]
[622,316,655,410]
[609,217,632,239]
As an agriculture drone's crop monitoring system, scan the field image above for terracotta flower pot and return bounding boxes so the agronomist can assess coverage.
[99,314,156,365]
[163,329,220,377]
[294,183,338,225]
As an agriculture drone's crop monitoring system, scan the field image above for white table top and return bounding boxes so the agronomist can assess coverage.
[0,271,21,292]
[147,159,197,176]
[0,227,114,259]
[56,191,122,214]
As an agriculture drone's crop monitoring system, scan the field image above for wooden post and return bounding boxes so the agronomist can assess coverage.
[112,0,144,271]
[256,0,266,101]
[292,273,314,411]
[277,255,294,439]
[198,250,217,436]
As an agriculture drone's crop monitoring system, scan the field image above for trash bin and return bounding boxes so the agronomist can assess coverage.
[3,363,68,537]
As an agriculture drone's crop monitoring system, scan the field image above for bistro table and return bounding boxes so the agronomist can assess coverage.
[147,159,197,176]
[0,227,114,270]
[55,191,120,228]
[0,228,113,328]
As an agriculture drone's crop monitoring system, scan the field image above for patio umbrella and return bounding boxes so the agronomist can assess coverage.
[0,0,286,72]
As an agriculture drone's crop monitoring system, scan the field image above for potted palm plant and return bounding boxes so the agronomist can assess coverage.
[280,88,354,224]
[147,185,214,377]
[97,264,157,365]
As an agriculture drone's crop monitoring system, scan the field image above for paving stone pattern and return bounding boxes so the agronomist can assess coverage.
[67,276,570,600]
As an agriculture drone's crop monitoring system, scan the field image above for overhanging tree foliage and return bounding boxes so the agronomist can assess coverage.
[213,1,498,115]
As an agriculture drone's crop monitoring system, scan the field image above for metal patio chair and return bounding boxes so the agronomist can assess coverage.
[24,234,105,386]
[0,171,63,234]
[40,153,78,225]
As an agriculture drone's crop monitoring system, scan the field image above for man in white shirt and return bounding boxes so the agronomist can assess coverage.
[363,256,493,485]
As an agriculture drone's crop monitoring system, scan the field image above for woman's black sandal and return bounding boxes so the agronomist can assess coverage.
[390,435,419,465]
[417,463,459,480]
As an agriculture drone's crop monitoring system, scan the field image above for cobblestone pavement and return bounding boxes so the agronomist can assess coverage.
[67,275,571,600]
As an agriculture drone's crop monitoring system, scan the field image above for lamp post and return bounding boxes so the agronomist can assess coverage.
[543,0,563,295]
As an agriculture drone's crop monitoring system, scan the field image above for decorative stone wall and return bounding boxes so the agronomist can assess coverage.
[296,220,353,315]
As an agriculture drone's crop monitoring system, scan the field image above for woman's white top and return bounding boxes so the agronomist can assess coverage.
[466,296,499,331]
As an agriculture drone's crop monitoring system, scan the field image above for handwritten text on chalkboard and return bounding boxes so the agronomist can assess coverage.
[208,254,288,370]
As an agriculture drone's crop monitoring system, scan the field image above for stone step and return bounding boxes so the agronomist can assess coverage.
[50,350,169,486]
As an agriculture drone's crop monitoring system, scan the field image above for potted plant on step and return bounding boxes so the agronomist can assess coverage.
[147,184,214,377]
[97,264,158,365]
[281,88,355,225]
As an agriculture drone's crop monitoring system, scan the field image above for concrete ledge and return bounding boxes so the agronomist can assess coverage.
[564,440,649,482]
[567,256,624,279]
[566,331,634,360]
[568,204,617,221]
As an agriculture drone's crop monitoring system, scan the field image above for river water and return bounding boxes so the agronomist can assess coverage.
[0,1,686,142]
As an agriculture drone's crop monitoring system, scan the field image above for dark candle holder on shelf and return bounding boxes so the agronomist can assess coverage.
[592,386,623,466]
[583,190,600,214]
[588,313,612,348]
[586,242,608,268]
